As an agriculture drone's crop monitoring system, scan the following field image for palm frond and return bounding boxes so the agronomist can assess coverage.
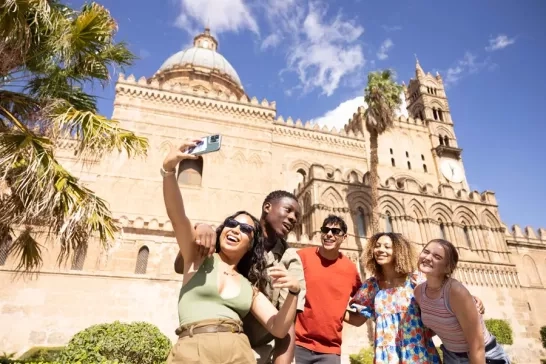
[52,103,149,158]
[8,227,43,271]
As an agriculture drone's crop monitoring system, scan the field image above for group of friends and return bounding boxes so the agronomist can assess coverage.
[161,140,512,364]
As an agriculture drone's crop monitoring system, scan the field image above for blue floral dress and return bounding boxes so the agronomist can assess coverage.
[349,272,440,363]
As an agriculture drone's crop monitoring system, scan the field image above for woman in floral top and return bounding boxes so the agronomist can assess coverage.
[350,233,440,363]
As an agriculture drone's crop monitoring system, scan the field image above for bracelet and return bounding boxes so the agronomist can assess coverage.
[288,289,300,296]
[160,167,176,177]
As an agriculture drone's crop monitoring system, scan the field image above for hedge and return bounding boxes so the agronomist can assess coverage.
[59,321,171,364]
[540,325,546,349]
[485,319,513,345]
[349,347,374,364]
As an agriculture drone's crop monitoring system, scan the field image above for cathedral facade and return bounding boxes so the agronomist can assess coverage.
[1,29,545,363]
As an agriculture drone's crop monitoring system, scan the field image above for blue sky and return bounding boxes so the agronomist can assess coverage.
[70,0,545,231]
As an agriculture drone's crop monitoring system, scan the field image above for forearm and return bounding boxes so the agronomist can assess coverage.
[272,324,295,364]
[270,293,298,338]
[344,310,367,326]
[163,174,193,244]
[468,346,486,364]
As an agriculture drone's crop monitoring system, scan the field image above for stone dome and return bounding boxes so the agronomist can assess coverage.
[152,28,245,98]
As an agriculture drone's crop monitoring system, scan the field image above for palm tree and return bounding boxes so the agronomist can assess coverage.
[364,70,403,234]
[0,0,148,271]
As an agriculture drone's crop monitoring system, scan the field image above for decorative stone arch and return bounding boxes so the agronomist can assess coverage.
[522,255,542,287]
[299,191,313,236]
[290,160,311,174]
[435,125,454,139]
[453,206,479,226]
[407,199,427,219]
[481,209,501,228]
[158,140,173,158]
[347,191,372,213]
[320,187,343,209]
[247,153,263,168]
[345,169,363,184]
[379,195,404,216]
[429,99,446,110]
[429,203,453,223]
[363,172,371,186]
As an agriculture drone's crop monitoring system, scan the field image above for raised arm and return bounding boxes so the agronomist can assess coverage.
[251,266,300,339]
[450,282,486,364]
[173,223,217,274]
[162,140,200,264]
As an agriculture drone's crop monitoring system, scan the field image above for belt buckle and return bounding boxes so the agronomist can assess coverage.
[231,326,236,333]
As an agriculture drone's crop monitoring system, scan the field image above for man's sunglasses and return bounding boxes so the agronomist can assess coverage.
[224,218,255,236]
[320,226,345,236]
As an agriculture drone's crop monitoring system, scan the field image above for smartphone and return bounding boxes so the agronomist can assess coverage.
[186,134,222,156]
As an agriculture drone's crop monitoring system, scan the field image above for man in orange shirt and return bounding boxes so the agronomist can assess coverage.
[289,215,366,364]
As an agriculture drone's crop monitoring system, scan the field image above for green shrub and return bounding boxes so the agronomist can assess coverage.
[485,319,513,345]
[540,326,546,349]
[59,321,171,364]
[349,347,374,364]
[18,347,64,362]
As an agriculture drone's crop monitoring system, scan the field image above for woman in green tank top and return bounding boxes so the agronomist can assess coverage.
[162,140,302,363]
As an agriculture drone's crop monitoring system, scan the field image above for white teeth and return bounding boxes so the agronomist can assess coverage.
[227,235,238,242]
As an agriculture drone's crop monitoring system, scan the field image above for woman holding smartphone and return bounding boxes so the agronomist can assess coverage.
[162,139,301,363]
[415,239,510,364]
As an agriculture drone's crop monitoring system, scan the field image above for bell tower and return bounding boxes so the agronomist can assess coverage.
[404,59,470,190]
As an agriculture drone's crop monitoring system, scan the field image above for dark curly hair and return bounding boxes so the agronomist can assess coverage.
[215,210,268,294]
[364,232,416,278]
[261,190,298,217]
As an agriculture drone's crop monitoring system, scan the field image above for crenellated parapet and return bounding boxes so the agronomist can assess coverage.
[505,223,546,248]
[344,106,428,136]
[115,73,276,121]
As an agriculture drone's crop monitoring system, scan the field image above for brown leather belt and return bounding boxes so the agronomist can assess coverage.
[176,324,243,338]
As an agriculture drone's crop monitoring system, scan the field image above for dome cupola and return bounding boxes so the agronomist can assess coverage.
[151,28,245,98]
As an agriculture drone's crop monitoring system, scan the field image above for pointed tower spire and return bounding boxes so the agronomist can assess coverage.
[415,54,424,79]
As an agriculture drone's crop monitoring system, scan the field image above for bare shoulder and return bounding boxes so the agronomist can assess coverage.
[448,278,471,298]
[414,282,424,303]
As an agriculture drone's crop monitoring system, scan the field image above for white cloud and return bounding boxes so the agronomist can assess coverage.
[260,33,281,50]
[174,0,259,35]
[444,52,494,87]
[377,38,393,60]
[267,1,366,96]
[310,96,365,130]
[310,91,408,130]
[485,34,515,51]
[173,0,366,96]
[382,25,402,32]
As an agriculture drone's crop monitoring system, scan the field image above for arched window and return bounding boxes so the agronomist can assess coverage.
[439,220,446,240]
[438,135,444,145]
[296,169,307,184]
[438,109,444,121]
[178,157,204,186]
[391,158,396,167]
[443,136,449,146]
[405,151,409,157]
[389,148,393,154]
[135,246,150,274]
[421,154,425,161]
[0,235,12,266]
[356,208,367,237]
[71,244,87,271]
[433,108,438,120]
[463,225,472,248]
[423,164,428,173]
[407,161,412,170]
[385,212,393,233]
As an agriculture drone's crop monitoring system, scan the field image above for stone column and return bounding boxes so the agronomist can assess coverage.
[447,223,457,244]
[418,220,427,244]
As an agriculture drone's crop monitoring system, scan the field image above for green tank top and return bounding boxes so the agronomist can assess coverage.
[178,253,254,326]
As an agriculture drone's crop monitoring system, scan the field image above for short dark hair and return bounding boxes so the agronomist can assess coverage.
[261,190,298,212]
[321,214,347,234]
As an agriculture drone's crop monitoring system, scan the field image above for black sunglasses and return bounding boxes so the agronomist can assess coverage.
[320,226,345,236]
[224,218,255,236]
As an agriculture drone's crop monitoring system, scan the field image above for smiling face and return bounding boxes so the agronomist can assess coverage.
[320,223,346,252]
[263,197,301,238]
[373,234,395,266]
[219,213,256,259]
[418,240,456,277]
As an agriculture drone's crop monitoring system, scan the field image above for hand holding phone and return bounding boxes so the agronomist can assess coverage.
[185,134,222,156]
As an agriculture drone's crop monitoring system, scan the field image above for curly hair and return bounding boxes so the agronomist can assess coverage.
[364,232,416,278]
[215,210,268,294]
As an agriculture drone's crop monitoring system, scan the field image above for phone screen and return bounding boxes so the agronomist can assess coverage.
[186,134,221,155]
[187,138,208,155]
